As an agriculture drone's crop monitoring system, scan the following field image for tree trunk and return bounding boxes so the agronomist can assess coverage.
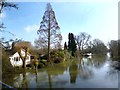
[22,59,26,68]
[0,1,4,14]
[78,46,81,54]
[48,11,50,62]
[48,29,50,62]
[78,46,83,56]
[78,46,80,52]
[48,73,52,89]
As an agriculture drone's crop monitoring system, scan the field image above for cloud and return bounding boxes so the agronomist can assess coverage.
[24,24,39,33]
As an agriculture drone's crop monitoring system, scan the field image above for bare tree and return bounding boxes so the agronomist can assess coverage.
[91,39,107,55]
[36,3,62,62]
[0,0,18,14]
[34,38,47,49]
[0,0,18,49]
[0,0,18,30]
[109,40,118,58]
[14,41,32,68]
[75,32,91,54]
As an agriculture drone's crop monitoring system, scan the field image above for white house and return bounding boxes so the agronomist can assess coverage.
[9,49,31,67]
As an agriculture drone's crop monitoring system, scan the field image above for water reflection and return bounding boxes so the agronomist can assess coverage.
[78,58,94,80]
[105,60,118,81]
[106,66,118,81]
[47,73,52,89]
[69,60,78,83]
[92,55,107,69]
[14,72,29,88]
[45,63,68,88]
[35,69,38,83]
[4,54,118,88]
[21,72,28,88]
[111,60,120,71]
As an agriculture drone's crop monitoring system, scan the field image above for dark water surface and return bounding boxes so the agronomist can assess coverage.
[3,53,119,88]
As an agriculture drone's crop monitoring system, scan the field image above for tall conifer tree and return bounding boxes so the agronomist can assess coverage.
[37,3,62,61]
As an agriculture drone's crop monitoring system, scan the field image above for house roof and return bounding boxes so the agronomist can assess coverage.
[10,49,31,58]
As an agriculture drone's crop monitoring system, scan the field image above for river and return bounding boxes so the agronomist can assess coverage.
[3,53,119,88]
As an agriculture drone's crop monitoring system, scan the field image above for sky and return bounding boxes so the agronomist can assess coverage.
[1,0,119,47]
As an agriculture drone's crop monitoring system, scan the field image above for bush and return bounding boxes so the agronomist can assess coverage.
[2,49,15,74]
[40,59,47,65]
[50,50,64,63]
[38,62,45,68]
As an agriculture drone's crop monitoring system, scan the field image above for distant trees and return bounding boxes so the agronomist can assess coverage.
[91,39,107,55]
[75,32,91,54]
[68,33,77,56]
[109,40,120,59]
[64,32,108,56]
[35,3,62,62]
[118,40,120,59]
[74,32,108,55]
[13,41,32,68]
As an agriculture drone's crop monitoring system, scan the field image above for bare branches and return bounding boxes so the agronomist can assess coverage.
[0,0,18,46]
[35,3,62,62]
[0,0,18,14]
[0,23,5,29]
[75,32,91,52]
[35,3,62,49]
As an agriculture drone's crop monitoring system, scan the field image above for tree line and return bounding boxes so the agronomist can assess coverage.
[64,32,113,57]
[109,40,120,59]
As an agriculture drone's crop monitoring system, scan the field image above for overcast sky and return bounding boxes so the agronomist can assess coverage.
[1,0,119,47]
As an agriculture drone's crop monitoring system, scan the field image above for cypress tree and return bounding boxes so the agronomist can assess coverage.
[68,33,77,56]
[64,42,67,50]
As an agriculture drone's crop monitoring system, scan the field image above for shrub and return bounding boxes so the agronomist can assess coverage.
[38,62,45,68]
[2,49,15,74]
[40,59,47,65]
[50,50,64,63]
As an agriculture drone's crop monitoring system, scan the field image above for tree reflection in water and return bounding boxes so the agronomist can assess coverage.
[92,55,107,69]
[78,57,94,80]
[69,60,78,83]
[14,71,29,88]
[106,67,118,81]
[105,60,118,81]
[21,72,28,88]
[46,63,67,88]
[47,73,52,89]
[7,54,118,88]
[35,68,38,83]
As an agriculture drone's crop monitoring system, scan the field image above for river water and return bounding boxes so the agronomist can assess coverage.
[3,53,119,88]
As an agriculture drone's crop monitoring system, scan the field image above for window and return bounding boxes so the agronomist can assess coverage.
[14,57,15,61]
[16,57,18,61]
[18,57,20,61]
